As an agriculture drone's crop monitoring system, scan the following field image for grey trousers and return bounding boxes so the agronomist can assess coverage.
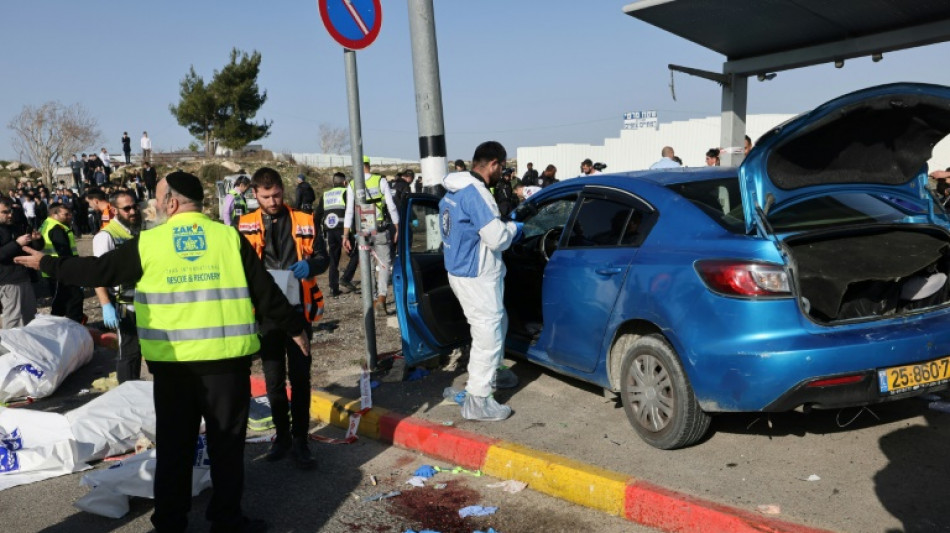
[0,281,37,329]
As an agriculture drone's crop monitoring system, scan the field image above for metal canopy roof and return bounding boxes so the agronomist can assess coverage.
[623,0,950,75]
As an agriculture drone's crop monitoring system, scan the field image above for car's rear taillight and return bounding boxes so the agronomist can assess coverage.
[695,260,791,298]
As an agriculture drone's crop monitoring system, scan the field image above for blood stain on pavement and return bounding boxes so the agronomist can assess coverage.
[387,480,497,533]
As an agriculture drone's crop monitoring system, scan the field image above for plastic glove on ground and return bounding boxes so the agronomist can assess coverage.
[413,465,438,478]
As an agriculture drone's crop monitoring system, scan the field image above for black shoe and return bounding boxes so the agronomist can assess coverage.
[340,280,357,293]
[265,435,291,462]
[211,516,269,533]
[291,436,317,470]
[330,289,342,298]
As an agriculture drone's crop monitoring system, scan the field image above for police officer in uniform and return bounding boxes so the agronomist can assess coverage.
[342,156,400,313]
[314,172,347,298]
[17,172,307,532]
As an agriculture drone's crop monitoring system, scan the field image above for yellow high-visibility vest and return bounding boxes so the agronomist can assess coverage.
[39,218,77,278]
[134,212,259,362]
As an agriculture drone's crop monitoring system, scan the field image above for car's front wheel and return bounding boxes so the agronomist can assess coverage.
[619,334,710,449]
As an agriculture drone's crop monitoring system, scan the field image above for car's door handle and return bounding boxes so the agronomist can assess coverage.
[595,266,623,276]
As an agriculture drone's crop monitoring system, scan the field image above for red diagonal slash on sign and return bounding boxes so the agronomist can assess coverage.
[343,0,370,35]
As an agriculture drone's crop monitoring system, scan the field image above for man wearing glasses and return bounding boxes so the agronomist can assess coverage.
[92,192,143,382]
[0,197,42,328]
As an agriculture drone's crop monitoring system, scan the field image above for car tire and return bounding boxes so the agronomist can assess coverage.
[619,334,710,449]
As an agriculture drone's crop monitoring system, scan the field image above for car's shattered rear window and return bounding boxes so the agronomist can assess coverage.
[667,177,745,233]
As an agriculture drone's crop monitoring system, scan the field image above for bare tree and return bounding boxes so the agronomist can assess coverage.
[319,123,351,154]
[7,102,100,185]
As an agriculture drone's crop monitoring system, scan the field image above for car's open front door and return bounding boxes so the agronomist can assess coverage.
[393,194,470,366]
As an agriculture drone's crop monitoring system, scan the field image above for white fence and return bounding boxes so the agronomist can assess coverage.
[515,114,950,179]
[285,153,416,168]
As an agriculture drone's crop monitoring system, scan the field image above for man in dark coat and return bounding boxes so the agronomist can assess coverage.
[294,174,316,213]
[142,161,158,200]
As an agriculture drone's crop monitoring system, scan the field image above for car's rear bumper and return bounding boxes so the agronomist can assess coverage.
[675,298,950,412]
[762,370,950,411]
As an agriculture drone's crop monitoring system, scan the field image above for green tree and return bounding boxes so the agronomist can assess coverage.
[169,67,216,156]
[169,48,271,157]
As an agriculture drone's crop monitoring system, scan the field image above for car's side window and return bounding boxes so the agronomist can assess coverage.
[409,202,442,253]
[521,196,577,239]
[565,197,640,248]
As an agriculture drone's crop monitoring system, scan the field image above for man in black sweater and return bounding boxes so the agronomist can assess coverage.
[0,197,42,328]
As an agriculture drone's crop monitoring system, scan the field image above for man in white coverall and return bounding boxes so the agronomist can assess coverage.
[439,141,524,421]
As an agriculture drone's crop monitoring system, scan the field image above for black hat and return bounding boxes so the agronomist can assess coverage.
[164,171,204,203]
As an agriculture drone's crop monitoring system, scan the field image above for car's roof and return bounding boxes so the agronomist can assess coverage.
[543,167,738,192]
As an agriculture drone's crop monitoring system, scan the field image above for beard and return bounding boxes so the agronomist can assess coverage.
[117,214,141,231]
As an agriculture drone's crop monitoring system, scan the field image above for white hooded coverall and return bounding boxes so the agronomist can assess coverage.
[439,171,519,398]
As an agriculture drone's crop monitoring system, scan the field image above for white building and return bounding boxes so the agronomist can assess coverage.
[516,114,950,179]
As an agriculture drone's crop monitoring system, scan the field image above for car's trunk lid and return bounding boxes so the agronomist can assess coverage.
[739,82,950,235]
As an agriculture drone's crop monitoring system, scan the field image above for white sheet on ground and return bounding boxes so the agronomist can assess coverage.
[0,381,156,492]
[0,315,94,402]
[66,381,156,463]
[74,436,213,518]
[0,407,87,490]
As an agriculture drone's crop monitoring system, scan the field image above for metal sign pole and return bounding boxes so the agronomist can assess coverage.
[343,48,378,370]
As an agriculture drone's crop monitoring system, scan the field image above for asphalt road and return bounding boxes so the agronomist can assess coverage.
[1,348,655,533]
[354,353,950,533]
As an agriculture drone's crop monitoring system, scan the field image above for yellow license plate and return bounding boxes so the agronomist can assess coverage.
[878,356,950,394]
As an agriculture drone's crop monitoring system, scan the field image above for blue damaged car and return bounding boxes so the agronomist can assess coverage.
[393,83,950,449]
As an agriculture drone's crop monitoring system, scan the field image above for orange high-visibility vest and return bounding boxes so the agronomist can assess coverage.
[238,206,324,322]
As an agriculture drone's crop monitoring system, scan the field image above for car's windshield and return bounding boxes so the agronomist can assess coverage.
[522,195,577,238]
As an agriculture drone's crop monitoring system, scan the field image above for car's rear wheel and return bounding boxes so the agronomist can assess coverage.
[619,334,710,449]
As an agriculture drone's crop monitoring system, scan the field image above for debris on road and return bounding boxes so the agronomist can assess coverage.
[757,504,782,515]
[486,480,527,493]
[406,476,427,487]
[362,490,401,502]
[413,464,438,478]
[459,505,498,518]
[435,465,482,477]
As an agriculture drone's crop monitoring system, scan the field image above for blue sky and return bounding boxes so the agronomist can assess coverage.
[2,1,949,162]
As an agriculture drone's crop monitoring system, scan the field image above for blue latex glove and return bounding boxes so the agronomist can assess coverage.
[512,221,525,243]
[102,303,119,330]
[290,260,310,279]
[413,465,438,478]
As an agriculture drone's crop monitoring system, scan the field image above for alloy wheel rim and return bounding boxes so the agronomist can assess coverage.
[627,353,675,432]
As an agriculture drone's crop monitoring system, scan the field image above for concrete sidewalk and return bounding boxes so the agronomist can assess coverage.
[250,375,832,533]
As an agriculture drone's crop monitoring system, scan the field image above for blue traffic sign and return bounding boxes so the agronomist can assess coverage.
[318,0,382,50]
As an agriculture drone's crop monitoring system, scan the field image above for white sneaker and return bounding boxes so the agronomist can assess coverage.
[461,394,511,421]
